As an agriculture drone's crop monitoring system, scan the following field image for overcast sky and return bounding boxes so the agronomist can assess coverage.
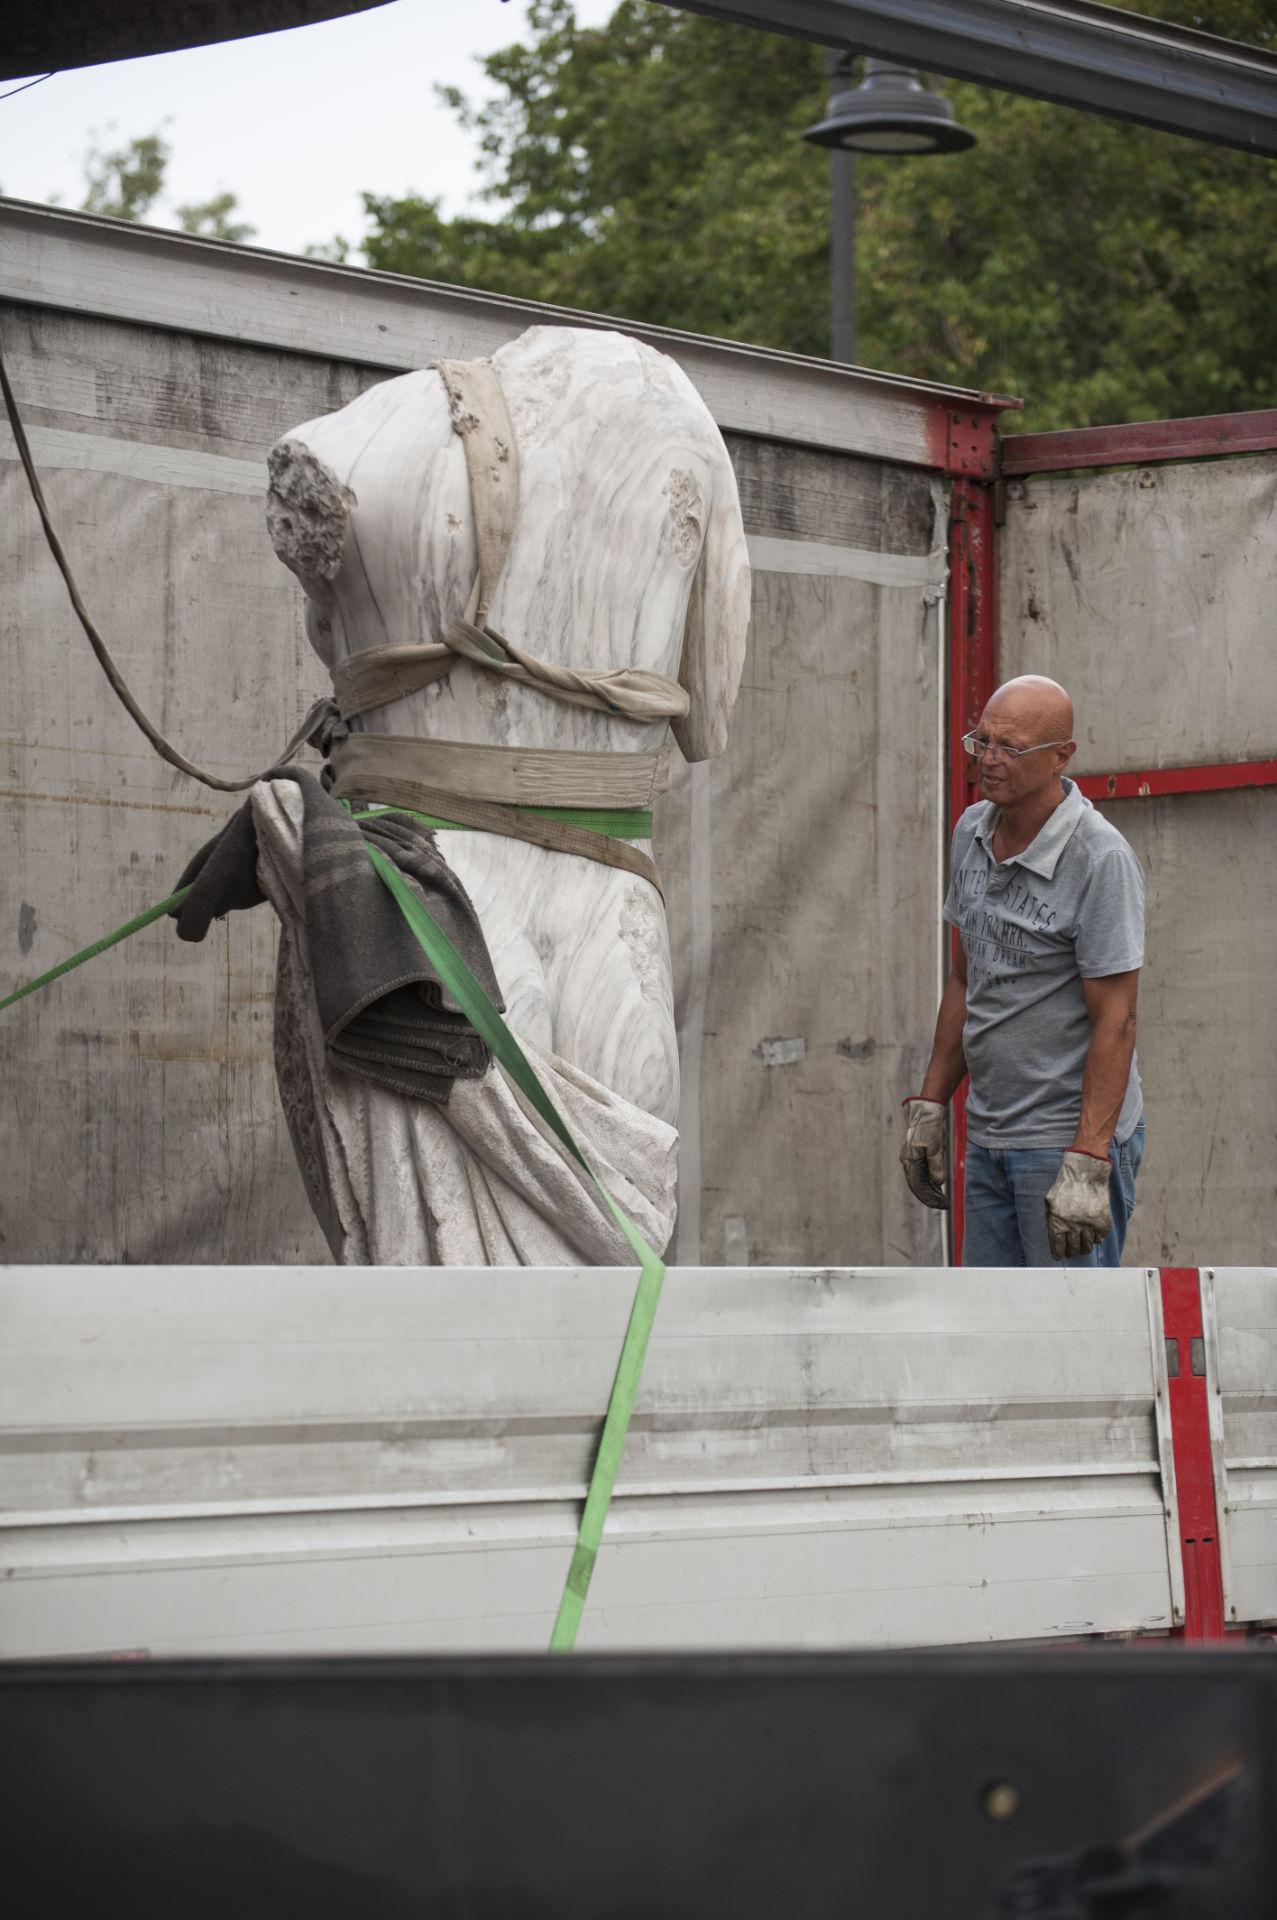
[0,0,619,257]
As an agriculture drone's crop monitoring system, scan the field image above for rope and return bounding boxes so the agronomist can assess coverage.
[0,333,328,792]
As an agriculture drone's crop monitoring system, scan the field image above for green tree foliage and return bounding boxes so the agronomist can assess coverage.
[75,129,255,245]
[358,0,1277,430]
[80,131,170,223]
[176,192,257,245]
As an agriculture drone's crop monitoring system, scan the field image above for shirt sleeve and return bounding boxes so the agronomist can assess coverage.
[942,812,978,930]
[1075,845,1146,977]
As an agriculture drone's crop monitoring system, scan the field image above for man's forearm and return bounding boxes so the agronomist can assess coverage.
[919,974,968,1105]
[1072,1012,1137,1157]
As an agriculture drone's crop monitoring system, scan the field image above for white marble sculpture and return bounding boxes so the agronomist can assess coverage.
[257,324,750,1264]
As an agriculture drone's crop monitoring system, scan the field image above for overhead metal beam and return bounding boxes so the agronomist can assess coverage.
[667,0,1277,156]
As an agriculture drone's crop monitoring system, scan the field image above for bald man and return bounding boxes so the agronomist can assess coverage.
[901,677,1145,1266]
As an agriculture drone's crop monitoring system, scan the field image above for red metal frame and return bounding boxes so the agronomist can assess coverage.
[1160,1268,1227,1641]
[945,477,998,1262]
[1075,759,1277,802]
[923,400,1018,481]
[1002,407,1277,477]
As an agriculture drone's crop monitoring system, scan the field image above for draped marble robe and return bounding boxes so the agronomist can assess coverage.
[258,325,750,1265]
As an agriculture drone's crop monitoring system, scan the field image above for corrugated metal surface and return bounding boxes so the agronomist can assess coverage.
[0,1264,1180,1656]
[0,217,950,1267]
[1208,1267,1277,1629]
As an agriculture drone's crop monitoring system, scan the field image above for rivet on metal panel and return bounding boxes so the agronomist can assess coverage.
[1005,480,1025,501]
[980,1782,1020,1823]
[946,409,999,479]
[1190,1336,1206,1377]
[1139,469,1157,488]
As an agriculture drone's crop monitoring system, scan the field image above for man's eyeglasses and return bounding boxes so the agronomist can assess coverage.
[962,732,1070,764]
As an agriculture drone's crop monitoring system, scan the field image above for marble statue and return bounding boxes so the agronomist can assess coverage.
[256,324,750,1265]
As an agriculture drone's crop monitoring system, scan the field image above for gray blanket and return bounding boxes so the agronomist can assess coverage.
[171,770,504,1104]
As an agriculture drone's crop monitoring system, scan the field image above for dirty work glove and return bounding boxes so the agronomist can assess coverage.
[1044,1151,1113,1260]
[900,1098,949,1210]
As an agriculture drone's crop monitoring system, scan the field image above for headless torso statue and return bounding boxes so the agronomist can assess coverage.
[255,325,750,1265]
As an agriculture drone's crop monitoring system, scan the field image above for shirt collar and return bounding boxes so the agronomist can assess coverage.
[973,778,1089,880]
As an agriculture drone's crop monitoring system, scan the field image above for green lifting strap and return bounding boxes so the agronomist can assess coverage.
[0,886,192,1014]
[365,843,666,1654]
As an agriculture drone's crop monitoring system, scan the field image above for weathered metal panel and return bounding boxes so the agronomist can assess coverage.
[1207,1267,1277,1628]
[658,440,947,1266]
[998,458,1277,1271]
[0,309,350,1263]
[0,1264,1180,1656]
[1088,793,1277,1269]
[0,201,1001,470]
[999,456,1277,775]
[2,252,951,1265]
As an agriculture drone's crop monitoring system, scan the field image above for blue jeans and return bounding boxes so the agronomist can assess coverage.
[963,1120,1145,1268]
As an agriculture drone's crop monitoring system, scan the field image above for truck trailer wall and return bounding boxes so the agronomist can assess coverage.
[660,440,946,1264]
[999,456,1277,1266]
[0,224,948,1266]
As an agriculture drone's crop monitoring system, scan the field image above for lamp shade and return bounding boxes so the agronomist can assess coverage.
[803,59,977,155]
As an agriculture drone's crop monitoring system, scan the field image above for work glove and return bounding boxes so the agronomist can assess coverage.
[1044,1151,1113,1260]
[900,1098,949,1209]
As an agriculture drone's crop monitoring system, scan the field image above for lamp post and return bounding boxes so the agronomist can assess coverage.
[803,55,977,364]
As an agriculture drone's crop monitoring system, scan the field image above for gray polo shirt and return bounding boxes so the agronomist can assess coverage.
[943,778,1144,1149]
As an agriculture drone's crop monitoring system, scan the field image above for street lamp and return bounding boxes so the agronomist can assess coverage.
[803,56,977,363]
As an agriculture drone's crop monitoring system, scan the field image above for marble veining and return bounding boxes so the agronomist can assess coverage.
[260,325,751,1265]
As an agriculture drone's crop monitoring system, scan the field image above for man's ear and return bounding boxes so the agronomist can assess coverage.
[1058,739,1078,772]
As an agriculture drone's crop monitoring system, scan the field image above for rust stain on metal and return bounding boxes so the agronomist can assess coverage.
[0,786,220,819]
[56,1029,268,1065]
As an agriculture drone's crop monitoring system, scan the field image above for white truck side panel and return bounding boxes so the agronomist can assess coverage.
[0,1264,1182,1655]
[1207,1266,1277,1629]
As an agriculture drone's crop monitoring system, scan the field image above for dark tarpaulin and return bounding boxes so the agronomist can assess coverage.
[2,0,391,82]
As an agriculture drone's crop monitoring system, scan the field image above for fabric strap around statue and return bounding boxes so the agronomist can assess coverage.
[337,780,662,894]
[322,357,690,731]
[328,733,671,808]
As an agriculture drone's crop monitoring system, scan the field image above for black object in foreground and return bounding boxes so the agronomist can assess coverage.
[1,1651,1272,1918]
